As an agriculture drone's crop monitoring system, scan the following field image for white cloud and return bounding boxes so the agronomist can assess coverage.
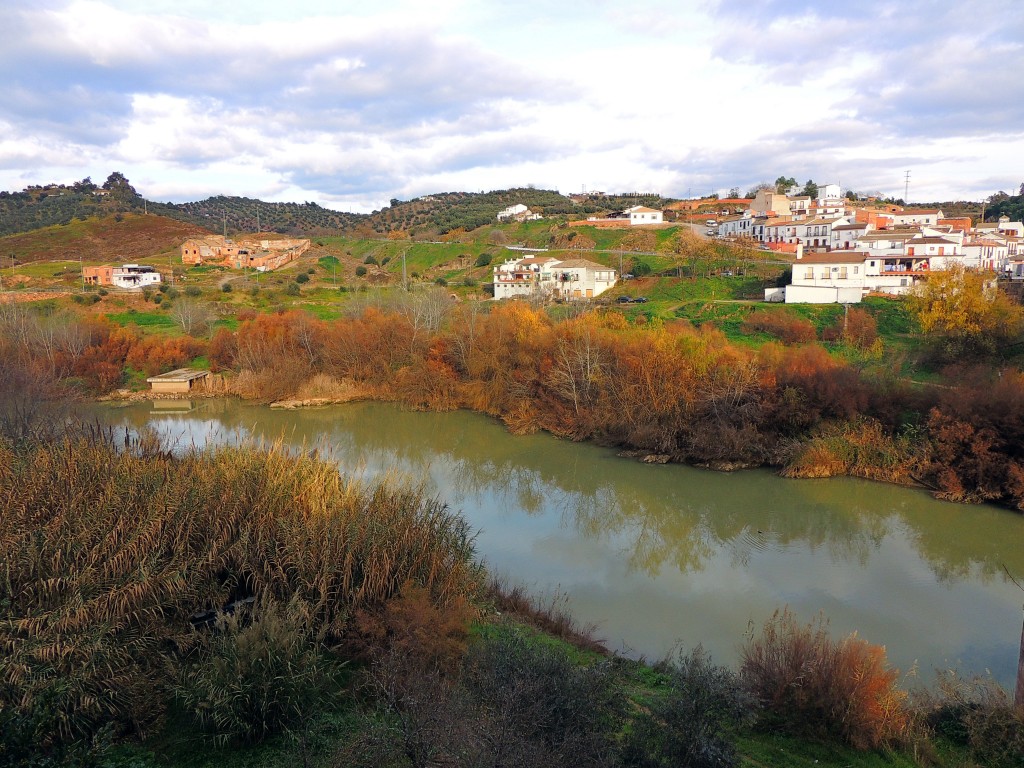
[0,0,1021,209]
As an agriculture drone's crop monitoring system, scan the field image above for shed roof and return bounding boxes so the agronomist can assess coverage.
[146,368,210,384]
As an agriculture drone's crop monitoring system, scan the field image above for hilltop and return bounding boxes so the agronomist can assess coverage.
[0,213,211,265]
[1,174,676,241]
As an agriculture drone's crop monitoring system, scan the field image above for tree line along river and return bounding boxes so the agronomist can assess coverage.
[91,398,1024,690]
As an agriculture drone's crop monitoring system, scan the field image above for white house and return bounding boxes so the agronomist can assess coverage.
[548,259,618,299]
[794,216,848,249]
[888,209,944,227]
[996,215,1024,238]
[783,251,868,304]
[717,212,754,239]
[625,205,664,225]
[962,238,1009,271]
[492,255,560,300]
[831,221,871,251]
[817,183,842,204]
[496,203,541,222]
[83,263,162,290]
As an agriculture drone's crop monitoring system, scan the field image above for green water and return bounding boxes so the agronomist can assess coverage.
[95,398,1024,689]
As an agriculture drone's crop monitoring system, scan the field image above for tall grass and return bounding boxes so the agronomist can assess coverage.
[0,433,481,750]
[740,608,909,750]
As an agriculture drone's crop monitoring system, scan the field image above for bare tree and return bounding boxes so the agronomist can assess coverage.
[172,297,214,336]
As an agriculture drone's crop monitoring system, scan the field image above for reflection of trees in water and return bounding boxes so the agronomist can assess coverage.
[89,401,1024,587]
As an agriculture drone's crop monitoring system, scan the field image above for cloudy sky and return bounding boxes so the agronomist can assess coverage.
[2,0,1022,212]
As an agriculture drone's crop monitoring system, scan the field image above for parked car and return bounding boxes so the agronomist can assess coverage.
[633,297,649,303]
[705,219,717,227]
[616,296,633,304]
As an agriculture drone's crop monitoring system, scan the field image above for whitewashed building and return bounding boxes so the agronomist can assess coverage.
[493,256,616,300]
[496,203,542,222]
[626,205,664,225]
[784,251,867,304]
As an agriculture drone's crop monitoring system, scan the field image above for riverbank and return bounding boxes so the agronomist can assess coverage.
[3,430,1015,768]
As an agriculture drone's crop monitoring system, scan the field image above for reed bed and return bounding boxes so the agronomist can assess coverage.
[0,434,481,748]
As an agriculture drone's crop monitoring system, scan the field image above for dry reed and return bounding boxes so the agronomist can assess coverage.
[0,433,482,748]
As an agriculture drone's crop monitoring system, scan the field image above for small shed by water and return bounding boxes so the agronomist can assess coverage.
[146,368,210,394]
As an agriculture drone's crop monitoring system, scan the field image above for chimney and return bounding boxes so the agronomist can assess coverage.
[796,244,804,260]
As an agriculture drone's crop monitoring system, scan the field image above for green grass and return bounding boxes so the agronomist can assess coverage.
[105,310,176,329]
[735,733,928,768]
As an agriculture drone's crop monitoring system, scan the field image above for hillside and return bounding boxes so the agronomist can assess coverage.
[0,213,212,265]
[1,174,680,241]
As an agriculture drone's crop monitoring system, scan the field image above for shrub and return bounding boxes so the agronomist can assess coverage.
[184,286,202,297]
[285,283,300,296]
[474,253,492,267]
[623,648,756,768]
[174,596,342,745]
[463,277,478,287]
[434,277,448,287]
[153,294,163,304]
[822,307,878,349]
[0,438,480,756]
[740,608,908,749]
[355,266,367,277]
[158,283,169,293]
[742,309,816,344]
[919,672,1024,767]
[295,273,309,284]
[631,260,652,277]
[164,286,180,300]
[97,288,108,296]
[363,255,378,266]
[461,625,623,766]
[221,283,232,293]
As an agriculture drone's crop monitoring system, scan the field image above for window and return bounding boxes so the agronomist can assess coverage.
[804,268,813,279]
[839,267,848,279]
[853,266,859,275]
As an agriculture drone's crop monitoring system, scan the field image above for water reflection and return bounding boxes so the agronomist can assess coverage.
[89,399,1024,688]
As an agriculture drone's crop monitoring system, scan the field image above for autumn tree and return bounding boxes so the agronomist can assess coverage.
[907,264,1024,360]
[171,298,215,336]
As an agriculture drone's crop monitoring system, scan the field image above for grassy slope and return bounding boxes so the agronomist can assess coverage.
[0,212,212,264]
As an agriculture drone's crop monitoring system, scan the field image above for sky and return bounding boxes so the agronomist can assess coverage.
[1,0,1022,213]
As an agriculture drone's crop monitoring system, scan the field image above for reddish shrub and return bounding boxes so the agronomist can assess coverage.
[208,328,237,373]
[741,608,908,750]
[743,310,816,344]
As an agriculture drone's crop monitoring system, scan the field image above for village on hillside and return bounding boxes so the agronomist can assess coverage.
[491,184,1024,305]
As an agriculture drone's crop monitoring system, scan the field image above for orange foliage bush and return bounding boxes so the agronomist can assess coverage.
[743,309,816,344]
[72,324,138,392]
[126,335,207,377]
[821,307,878,349]
[741,608,908,750]
[208,328,237,373]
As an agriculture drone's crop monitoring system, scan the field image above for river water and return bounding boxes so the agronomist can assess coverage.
[92,398,1024,689]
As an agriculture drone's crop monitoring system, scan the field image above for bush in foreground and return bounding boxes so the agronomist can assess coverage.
[740,608,908,749]
[0,434,480,758]
[622,648,755,768]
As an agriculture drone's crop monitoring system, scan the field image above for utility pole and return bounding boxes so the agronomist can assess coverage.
[903,170,911,204]
[223,209,227,238]
[80,255,85,292]
[256,204,260,234]
[402,248,408,291]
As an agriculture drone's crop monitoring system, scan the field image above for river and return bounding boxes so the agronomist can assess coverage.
[91,398,1024,689]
